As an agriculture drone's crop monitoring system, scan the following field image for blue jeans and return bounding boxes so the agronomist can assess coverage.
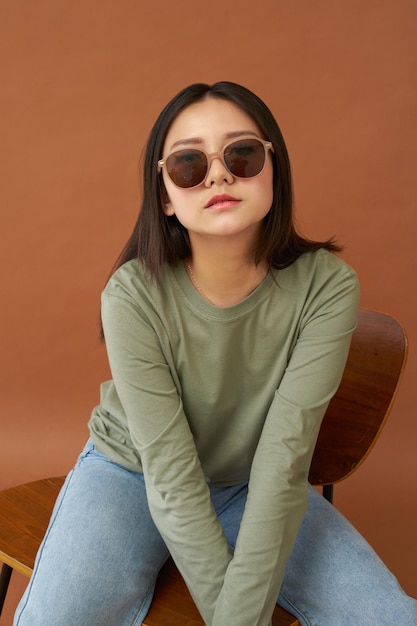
[14,440,417,626]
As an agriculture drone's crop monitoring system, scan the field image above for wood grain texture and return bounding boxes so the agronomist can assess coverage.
[142,558,300,625]
[0,477,65,576]
[309,310,407,485]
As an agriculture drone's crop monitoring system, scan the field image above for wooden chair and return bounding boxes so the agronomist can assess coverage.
[0,309,408,625]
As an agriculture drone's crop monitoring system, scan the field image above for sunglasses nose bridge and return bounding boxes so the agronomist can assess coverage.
[204,149,233,185]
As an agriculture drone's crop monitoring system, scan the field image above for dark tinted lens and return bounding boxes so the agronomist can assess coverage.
[224,139,265,178]
[166,149,208,188]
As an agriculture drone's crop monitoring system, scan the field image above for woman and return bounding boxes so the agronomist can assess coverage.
[14,82,417,625]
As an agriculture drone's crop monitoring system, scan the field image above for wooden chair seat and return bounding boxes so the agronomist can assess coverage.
[0,310,407,623]
[142,558,299,625]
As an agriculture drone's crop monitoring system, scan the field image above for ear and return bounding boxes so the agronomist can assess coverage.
[161,185,175,216]
[163,202,175,216]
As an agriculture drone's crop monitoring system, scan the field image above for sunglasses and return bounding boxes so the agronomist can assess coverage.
[158,136,273,189]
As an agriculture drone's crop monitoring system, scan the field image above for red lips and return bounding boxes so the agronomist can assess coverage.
[205,194,240,209]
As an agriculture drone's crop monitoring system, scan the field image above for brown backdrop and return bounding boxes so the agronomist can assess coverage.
[1,1,416,621]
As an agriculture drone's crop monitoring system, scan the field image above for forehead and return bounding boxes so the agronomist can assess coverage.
[164,97,261,151]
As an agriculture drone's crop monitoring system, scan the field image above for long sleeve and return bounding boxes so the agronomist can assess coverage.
[101,293,233,622]
[211,259,360,625]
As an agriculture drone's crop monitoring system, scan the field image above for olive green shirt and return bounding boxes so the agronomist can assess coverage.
[89,249,359,625]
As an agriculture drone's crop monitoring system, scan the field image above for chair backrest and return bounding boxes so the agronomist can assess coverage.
[309,309,407,487]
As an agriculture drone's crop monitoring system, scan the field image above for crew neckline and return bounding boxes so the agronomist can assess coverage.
[172,262,276,320]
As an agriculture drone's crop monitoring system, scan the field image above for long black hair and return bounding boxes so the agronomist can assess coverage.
[110,81,339,281]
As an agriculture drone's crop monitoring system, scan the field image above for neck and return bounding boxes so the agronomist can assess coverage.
[185,237,268,307]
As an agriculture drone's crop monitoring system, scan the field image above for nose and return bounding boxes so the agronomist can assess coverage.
[204,154,234,187]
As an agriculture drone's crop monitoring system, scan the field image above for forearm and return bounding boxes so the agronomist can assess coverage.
[137,408,233,624]
[211,404,313,625]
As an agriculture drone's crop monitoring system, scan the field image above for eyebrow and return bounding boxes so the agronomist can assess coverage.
[168,130,260,152]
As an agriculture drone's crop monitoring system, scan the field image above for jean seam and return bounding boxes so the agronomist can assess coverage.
[14,470,75,625]
[78,440,143,478]
[129,556,170,626]
[278,590,314,626]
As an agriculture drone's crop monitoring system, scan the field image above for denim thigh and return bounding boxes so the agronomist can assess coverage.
[14,440,170,626]
[279,485,417,626]
[194,482,417,626]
